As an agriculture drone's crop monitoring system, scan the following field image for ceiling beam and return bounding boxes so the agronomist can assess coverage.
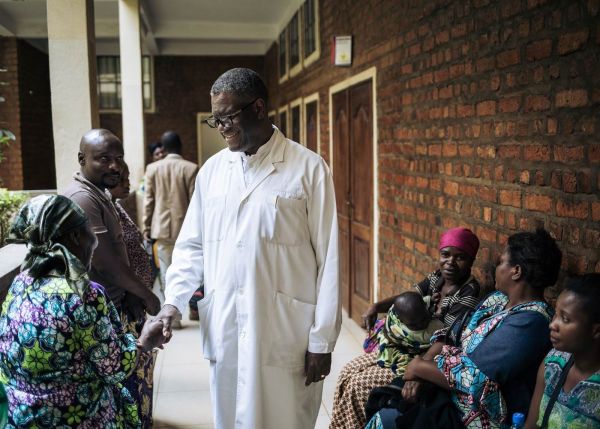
[139,0,158,55]
[154,21,277,42]
[158,40,271,56]
[0,7,16,36]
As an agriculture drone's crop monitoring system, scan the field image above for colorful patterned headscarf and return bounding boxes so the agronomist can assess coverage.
[375,305,443,374]
[7,195,90,295]
[439,227,480,259]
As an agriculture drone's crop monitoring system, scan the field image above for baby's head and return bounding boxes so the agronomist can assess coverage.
[392,291,431,331]
[550,273,600,353]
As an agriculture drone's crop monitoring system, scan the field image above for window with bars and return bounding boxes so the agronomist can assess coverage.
[97,56,153,111]
[278,0,320,83]
[278,109,288,136]
[290,104,301,142]
[303,0,317,58]
[278,30,287,80]
[289,12,300,70]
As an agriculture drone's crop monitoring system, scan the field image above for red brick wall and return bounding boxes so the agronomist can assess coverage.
[18,40,55,190]
[0,37,23,190]
[0,38,55,190]
[265,0,600,298]
[100,55,264,164]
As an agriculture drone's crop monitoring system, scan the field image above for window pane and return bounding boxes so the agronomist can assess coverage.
[143,82,151,109]
[304,0,316,56]
[291,105,300,142]
[289,13,300,67]
[97,56,119,109]
[279,111,287,135]
[279,31,287,78]
[142,56,151,82]
[97,55,153,111]
[305,100,318,152]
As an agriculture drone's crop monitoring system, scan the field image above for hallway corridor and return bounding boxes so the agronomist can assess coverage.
[152,310,365,428]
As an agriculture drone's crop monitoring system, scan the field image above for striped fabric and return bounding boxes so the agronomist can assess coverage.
[413,270,481,328]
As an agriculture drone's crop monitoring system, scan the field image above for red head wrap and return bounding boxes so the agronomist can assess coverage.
[439,227,480,259]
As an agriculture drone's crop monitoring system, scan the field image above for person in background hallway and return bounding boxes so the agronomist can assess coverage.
[110,164,157,428]
[330,227,481,429]
[142,131,198,322]
[0,195,158,428]
[526,273,600,429]
[144,68,341,429]
[148,141,165,162]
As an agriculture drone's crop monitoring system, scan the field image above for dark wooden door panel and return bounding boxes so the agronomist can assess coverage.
[332,79,373,326]
[339,228,351,313]
[352,236,370,301]
[348,80,373,323]
[333,89,351,314]
[350,82,373,228]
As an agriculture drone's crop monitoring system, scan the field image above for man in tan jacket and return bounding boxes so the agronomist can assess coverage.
[143,131,199,312]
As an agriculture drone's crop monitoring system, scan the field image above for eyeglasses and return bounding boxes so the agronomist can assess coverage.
[204,98,259,129]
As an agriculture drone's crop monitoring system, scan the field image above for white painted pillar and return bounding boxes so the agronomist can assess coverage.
[47,0,99,191]
[118,0,145,194]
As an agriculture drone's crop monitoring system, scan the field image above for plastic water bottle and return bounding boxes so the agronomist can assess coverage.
[510,412,525,429]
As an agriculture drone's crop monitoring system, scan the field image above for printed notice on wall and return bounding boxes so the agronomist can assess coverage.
[333,35,352,66]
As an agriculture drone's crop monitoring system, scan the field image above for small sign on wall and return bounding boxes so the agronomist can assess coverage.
[332,35,352,66]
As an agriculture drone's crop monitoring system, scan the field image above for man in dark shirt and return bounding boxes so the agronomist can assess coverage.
[62,128,160,318]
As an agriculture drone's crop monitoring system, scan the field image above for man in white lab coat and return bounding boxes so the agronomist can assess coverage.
[148,68,341,429]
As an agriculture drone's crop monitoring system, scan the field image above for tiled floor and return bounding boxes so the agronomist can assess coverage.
[152,309,365,429]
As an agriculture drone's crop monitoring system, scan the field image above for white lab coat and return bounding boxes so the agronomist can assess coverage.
[165,128,341,429]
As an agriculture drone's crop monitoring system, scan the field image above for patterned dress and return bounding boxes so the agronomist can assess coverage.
[329,272,480,429]
[365,292,554,429]
[435,292,553,429]
[536,349,600,428]
[0,272,140,428]
[115,201,157,429]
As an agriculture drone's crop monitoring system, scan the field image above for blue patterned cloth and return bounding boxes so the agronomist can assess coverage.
[435,291,553,428]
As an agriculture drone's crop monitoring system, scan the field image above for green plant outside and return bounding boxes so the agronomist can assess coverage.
[0,129,15,164]
[0,188,26,247]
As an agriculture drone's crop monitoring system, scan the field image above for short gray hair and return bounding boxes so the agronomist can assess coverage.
[210,68,268,104]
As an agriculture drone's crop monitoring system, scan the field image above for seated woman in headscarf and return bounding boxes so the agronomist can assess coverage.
[366,228,561,429]
[329,227,481,429]
[0,195,160,428]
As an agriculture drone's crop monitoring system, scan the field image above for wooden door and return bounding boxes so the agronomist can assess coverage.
[332,80,373,325]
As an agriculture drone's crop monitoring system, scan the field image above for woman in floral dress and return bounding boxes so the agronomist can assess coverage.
[0,195,155,428]
[109,164,157,428]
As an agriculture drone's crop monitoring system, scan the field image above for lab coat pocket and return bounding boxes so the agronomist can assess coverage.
[196,290,216,361]
[204,195,226,242]
[265,291,316,368]
[259,194,308,246]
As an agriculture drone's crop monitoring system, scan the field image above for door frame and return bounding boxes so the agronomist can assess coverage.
[328,67,380,302]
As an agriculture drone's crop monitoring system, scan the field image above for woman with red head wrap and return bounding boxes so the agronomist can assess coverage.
[329,227,482,429]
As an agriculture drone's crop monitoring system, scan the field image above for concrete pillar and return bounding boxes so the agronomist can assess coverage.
[47,0,99,191]
[118,0,145,195]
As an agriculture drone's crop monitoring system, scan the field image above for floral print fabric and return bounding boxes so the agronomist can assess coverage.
[537,349,600,429]
[0,272,140,428]
[435,291,553,429]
